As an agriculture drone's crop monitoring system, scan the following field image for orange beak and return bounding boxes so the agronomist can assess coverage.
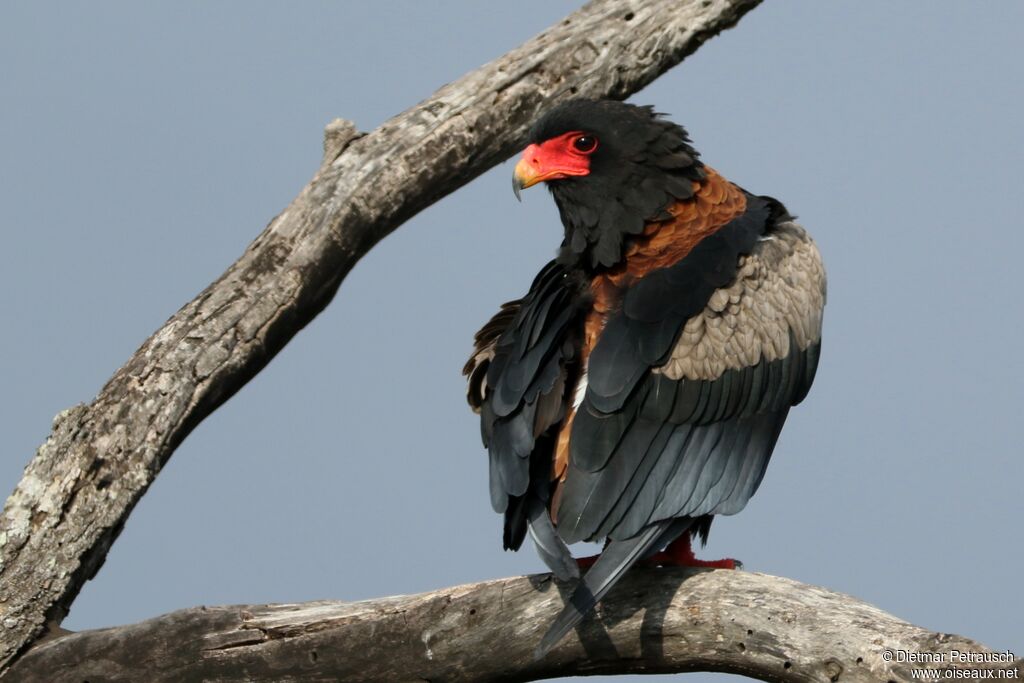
[512,155,545,201]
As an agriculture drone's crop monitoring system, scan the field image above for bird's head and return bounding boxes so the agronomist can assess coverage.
[513,99,705,270]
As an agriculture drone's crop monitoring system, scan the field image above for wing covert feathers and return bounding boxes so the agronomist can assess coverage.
[655,221,825,381]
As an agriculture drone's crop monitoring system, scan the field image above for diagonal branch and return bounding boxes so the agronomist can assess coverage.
[6,570,1020,683]
[0,0,764,671]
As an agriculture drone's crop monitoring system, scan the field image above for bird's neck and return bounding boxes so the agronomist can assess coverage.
[558,167,745,282]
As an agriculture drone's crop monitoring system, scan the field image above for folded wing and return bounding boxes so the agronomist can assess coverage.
[557,207,826,544]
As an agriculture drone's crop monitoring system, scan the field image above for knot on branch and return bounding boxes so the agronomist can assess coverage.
[322,118,362,166]
[51,404,87,432]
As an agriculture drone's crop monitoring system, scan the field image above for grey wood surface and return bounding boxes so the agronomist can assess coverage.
[7,569,1019,682]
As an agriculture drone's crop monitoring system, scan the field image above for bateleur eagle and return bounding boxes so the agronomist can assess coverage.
[464,99,826,658]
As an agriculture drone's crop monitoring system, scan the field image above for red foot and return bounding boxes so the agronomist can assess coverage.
[642,534,741,570]
[573,536,741,570]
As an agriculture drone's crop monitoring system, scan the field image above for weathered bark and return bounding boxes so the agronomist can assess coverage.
[0,0,765,672]
[6,569,1020,683]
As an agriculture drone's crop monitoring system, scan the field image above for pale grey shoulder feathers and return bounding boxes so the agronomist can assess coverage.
[655,221,826,382]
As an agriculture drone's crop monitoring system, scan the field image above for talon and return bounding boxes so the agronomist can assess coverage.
[645,534,741,570]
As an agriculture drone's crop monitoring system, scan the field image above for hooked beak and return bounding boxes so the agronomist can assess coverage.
[512,157,543,202]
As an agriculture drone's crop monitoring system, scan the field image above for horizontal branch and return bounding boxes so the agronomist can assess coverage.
[7,569,1019,683]
[0,0,763,671]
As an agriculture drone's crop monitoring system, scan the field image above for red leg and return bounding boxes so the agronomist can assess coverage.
[643,533,740,569]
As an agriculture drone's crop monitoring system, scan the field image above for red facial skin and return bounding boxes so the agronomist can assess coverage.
[513,131,597,190]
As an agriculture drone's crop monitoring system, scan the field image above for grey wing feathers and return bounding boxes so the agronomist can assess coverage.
[536,215,823,659]
[466,261,583,573]
[527,496,579,582]
[558,218,825,545]
[655,221,826,383]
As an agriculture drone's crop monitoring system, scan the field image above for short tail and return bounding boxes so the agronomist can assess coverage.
[534,519,681,659]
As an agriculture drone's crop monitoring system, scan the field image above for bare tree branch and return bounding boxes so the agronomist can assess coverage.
[0,0,765,671]
[5,569,1020,683]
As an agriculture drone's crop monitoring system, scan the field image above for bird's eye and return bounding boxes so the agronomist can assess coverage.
[572,135,598,153]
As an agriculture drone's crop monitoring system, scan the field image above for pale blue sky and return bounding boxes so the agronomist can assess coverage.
[2,2,1022,681]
